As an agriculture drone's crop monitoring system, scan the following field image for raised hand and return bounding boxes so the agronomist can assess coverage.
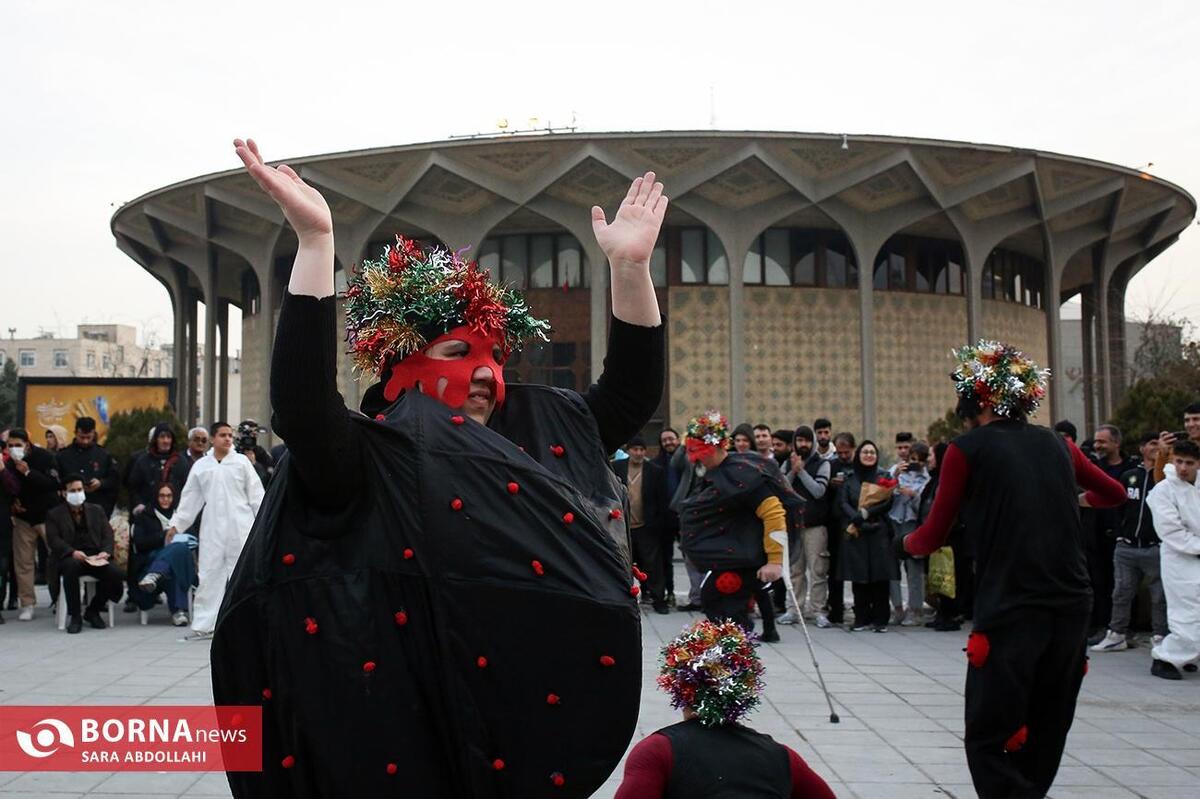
[234,138,332,241]
[591,172,668,268]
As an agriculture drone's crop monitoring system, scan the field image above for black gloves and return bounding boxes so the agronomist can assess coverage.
[892,534,912,561]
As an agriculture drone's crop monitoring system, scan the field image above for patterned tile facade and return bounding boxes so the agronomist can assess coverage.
[873,293,970,449]
[981,300,1053,420]
[668,288,731,428]
[741,287,863,434]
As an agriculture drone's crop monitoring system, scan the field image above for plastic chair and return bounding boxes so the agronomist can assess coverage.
[56,576,116,631]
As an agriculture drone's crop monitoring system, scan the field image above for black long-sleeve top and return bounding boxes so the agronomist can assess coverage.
[270,291,664,509]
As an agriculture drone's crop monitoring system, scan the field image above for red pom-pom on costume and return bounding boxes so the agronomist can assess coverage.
[492,759,505,771]
[562,512,575,525]
[281,755,295,769]
[630,585,641,597]
[551,445,565,457]
[715,571,743,595]
[451,415,465,425]
[599,655,615,667]
[281,553,296,566]
[1083,658,1090,676]
[394,610,409,626]
[403,548,414,560]
[477,656,489,669]
[1004,725,1028,753]
[546,693,560,705]
[609,508,622,520]
[450,498,464,511]
[304,617,319,635]
[261,688,272,700]
[507,482,520,495]
[363,661,377,673]
[633,567,648,582]
[550,772,565,787]
[531,560,545,576]
[386,763,398,775]
[965,632,990,668]
[375,414,386,422]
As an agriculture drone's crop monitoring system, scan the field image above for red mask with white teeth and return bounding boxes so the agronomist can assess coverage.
[382,325,506,409]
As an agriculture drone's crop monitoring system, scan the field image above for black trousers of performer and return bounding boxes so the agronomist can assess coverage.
[1086,530,1115,634]
[660,512,678,602]
[701,568,776,638]
[631,526,666,610]
[58,556,124,618]
[827,528,845,624]
[851,581,891,627]
[965,609,1090,799]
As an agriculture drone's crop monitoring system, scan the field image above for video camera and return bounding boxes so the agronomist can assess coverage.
[235,419,267,454]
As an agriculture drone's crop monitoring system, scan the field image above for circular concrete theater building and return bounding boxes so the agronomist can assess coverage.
[112,132,1194,445]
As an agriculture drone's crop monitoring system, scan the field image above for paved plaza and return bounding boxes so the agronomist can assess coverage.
[2,574,1199,799]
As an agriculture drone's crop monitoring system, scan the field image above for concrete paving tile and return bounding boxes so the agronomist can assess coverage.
[1095,764,1200,787]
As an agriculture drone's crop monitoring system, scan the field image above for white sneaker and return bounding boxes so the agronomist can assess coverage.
[172,611,189,627]
[183,630,213,642]
[890,607,905,625]
[1090,630,1128,652]
[1152,634,1165,648]
[900,610,922,627]
[777,611,799,625]
[17,606,33,621]
[815,614,832,629]
[138,572,163,592]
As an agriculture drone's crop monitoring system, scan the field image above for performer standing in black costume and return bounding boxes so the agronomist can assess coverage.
[899,341,1125,799]
[211,139,667,798]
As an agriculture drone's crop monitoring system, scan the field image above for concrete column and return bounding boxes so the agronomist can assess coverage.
[728,239,747,425]
[586,239,608,382]
[1043,250,1065,424]
[217,300,230,421]
[1107,275,1128,407]
[170,272,188,420]
[963,243,986,344]
[185,295,199,426]
[1093,255,1112,422]
[1079,286,1096,434]
[202,253,219,426]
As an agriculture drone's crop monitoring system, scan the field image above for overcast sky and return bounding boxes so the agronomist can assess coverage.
[2,0,1197,352]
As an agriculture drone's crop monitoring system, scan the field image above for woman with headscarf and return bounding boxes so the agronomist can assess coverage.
[128,481,196,626]
[836,440,899,631]
[209,138,667,798]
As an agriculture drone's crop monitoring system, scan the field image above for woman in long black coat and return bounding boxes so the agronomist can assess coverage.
[836,440,899,631]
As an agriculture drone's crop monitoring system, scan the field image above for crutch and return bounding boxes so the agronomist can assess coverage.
[770,531,840,723]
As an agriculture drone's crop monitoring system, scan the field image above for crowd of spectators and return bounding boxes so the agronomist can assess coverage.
[1,417,270,636]
[619,401,1200,669]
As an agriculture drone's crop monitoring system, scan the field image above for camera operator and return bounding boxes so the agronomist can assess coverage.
[235,419,273,487]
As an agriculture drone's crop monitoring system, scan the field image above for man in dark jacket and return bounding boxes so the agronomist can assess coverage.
[1091,432,1168,652]
[45,474,123,633]
[1086,424,1136,642]
[55,417,120,517]
[614,435,669,614]
[779,425,832,628]
[5,429,61,620]
[127,423,191,513]
[652,428,681,607]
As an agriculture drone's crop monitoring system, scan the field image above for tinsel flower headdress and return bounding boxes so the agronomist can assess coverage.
[343,235,550,376]
[951,340,1050,419]
[657,619,765,727]
[685,410,732,448]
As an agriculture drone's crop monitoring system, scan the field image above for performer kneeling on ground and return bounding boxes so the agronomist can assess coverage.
[614,619,835,798]
[899,341,1125,799]
[211,139,667,798]
[1146,439,1200,679]
[679,411,797,643]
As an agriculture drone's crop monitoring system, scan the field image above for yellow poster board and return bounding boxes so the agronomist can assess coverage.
[18,379,175,444]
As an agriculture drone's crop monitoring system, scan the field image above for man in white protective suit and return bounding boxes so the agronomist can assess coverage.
[1147,438,1200,680]
[167,421,265,639]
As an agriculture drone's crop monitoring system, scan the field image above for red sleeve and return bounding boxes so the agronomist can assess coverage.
[613,733,672,799]
[1067,438,1126,509]
[904,443,969,557]
[787,747,836,799]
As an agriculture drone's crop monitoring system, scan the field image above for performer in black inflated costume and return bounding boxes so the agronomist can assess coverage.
[211,138,668,798]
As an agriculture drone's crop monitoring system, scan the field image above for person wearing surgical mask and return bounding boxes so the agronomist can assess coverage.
[45,474,123,633]
[5,429,61,621]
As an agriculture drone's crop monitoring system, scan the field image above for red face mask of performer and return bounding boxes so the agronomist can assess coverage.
[685,438,719,464]
[382,325,506,413]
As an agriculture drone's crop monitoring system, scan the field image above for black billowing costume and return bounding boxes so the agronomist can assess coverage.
[211,293,664,798]
[678,453,798,631]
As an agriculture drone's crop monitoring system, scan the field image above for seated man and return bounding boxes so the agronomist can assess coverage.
[45,474,124,634]
[129,481,197,627]
[614,619,835,798]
